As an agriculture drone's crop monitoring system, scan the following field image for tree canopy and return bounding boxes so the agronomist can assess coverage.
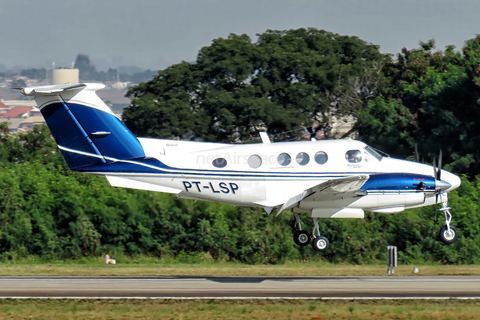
[123,28,384,143]
[357,37,480,175]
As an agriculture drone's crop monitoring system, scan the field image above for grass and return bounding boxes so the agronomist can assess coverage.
[0,298,479,319]
[0,257,479,276]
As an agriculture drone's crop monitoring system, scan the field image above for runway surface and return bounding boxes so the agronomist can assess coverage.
[0,276,479,298]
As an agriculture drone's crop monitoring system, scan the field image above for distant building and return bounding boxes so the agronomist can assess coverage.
[47,68,79,85]
[0,100,8,115]
[1,100,37,107]
[0,104,45,133]
[15,116,45,132]
[1,106,34,119]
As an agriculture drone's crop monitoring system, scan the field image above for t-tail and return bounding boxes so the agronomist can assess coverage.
[21,83,145,170]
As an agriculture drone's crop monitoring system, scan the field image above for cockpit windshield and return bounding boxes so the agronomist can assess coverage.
[365,146,383,161]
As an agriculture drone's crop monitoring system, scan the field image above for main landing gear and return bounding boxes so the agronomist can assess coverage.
[438,200,459,244]
[293,213,310,246]
[293,213,330,252]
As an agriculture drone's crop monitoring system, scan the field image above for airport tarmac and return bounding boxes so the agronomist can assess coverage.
[0,276,479,298]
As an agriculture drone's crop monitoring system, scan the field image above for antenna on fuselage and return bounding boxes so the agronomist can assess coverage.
[260,132,271,144]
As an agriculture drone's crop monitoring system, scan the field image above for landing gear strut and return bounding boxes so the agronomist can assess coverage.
[293,213,310,246]
[311,218,329,252]
[292,213,329,251]
[438,199,458,244]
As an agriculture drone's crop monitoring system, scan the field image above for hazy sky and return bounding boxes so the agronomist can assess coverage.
[1,0,479,71]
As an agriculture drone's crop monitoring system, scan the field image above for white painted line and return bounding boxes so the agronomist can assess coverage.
[1,296,480,300]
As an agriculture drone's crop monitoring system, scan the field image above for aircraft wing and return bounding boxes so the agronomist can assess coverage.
[275,175,369,216]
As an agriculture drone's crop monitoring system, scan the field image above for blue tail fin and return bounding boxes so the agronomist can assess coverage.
[22,83,145,170]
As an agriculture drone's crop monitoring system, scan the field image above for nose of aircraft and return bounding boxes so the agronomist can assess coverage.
[440,170,461,192]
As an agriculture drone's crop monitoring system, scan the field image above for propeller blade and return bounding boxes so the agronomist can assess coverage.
[432,157,437,179]
[414,143,419,163]
[437,149,442,180]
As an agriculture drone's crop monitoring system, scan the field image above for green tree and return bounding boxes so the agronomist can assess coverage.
[357,37,480,175]
[124,28,384,143]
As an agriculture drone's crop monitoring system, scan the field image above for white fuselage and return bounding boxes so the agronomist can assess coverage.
[101,138,461,218]
[20,83,461,221]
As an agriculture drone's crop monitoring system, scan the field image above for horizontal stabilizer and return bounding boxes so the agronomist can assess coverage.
[22,83,88,95]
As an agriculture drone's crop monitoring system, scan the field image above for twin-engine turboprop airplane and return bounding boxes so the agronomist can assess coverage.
[21,83,461,252]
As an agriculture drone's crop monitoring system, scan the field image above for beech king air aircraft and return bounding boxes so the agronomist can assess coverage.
[21,83,462,252]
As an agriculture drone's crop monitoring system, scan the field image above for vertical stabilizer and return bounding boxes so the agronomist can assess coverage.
[22,83,145,169]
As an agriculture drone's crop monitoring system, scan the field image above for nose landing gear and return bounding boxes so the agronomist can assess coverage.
[438,200,459,244]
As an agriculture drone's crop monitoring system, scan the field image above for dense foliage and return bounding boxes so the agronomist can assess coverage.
[0,125,480,264]
[1,29,480,264]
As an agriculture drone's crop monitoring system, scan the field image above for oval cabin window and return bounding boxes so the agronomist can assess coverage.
[314,151,328,165]
[277,153,291,166]
[296,152,310,166]
[248,155,262,168]
[212,158,227,168]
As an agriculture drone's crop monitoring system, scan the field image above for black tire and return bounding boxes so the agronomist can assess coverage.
[439,225,458,244]
[293,230,311,246]
[312,236,330,252]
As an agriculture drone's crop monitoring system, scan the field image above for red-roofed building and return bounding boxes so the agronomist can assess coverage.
[0,101,8,115]
[1,106,34,119]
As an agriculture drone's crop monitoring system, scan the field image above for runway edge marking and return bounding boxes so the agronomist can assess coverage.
[1,296,480,300]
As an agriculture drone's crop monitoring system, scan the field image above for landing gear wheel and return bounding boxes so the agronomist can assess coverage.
[293,230,311,246]
[312,236,330,252]
[439,225,458,244]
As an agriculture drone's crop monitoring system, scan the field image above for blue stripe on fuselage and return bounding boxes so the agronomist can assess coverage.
[361,173,435,192]
[73,156,435,193]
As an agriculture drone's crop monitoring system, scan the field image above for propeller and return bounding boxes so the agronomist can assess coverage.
[432,149,443,181]
[431,155,440,222]
[437,149,442,180]
[432,149,447,223]
[414,143,419,163]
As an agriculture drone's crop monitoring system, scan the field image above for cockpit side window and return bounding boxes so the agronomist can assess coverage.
[365,146,383,161]
[346,150,362,163]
